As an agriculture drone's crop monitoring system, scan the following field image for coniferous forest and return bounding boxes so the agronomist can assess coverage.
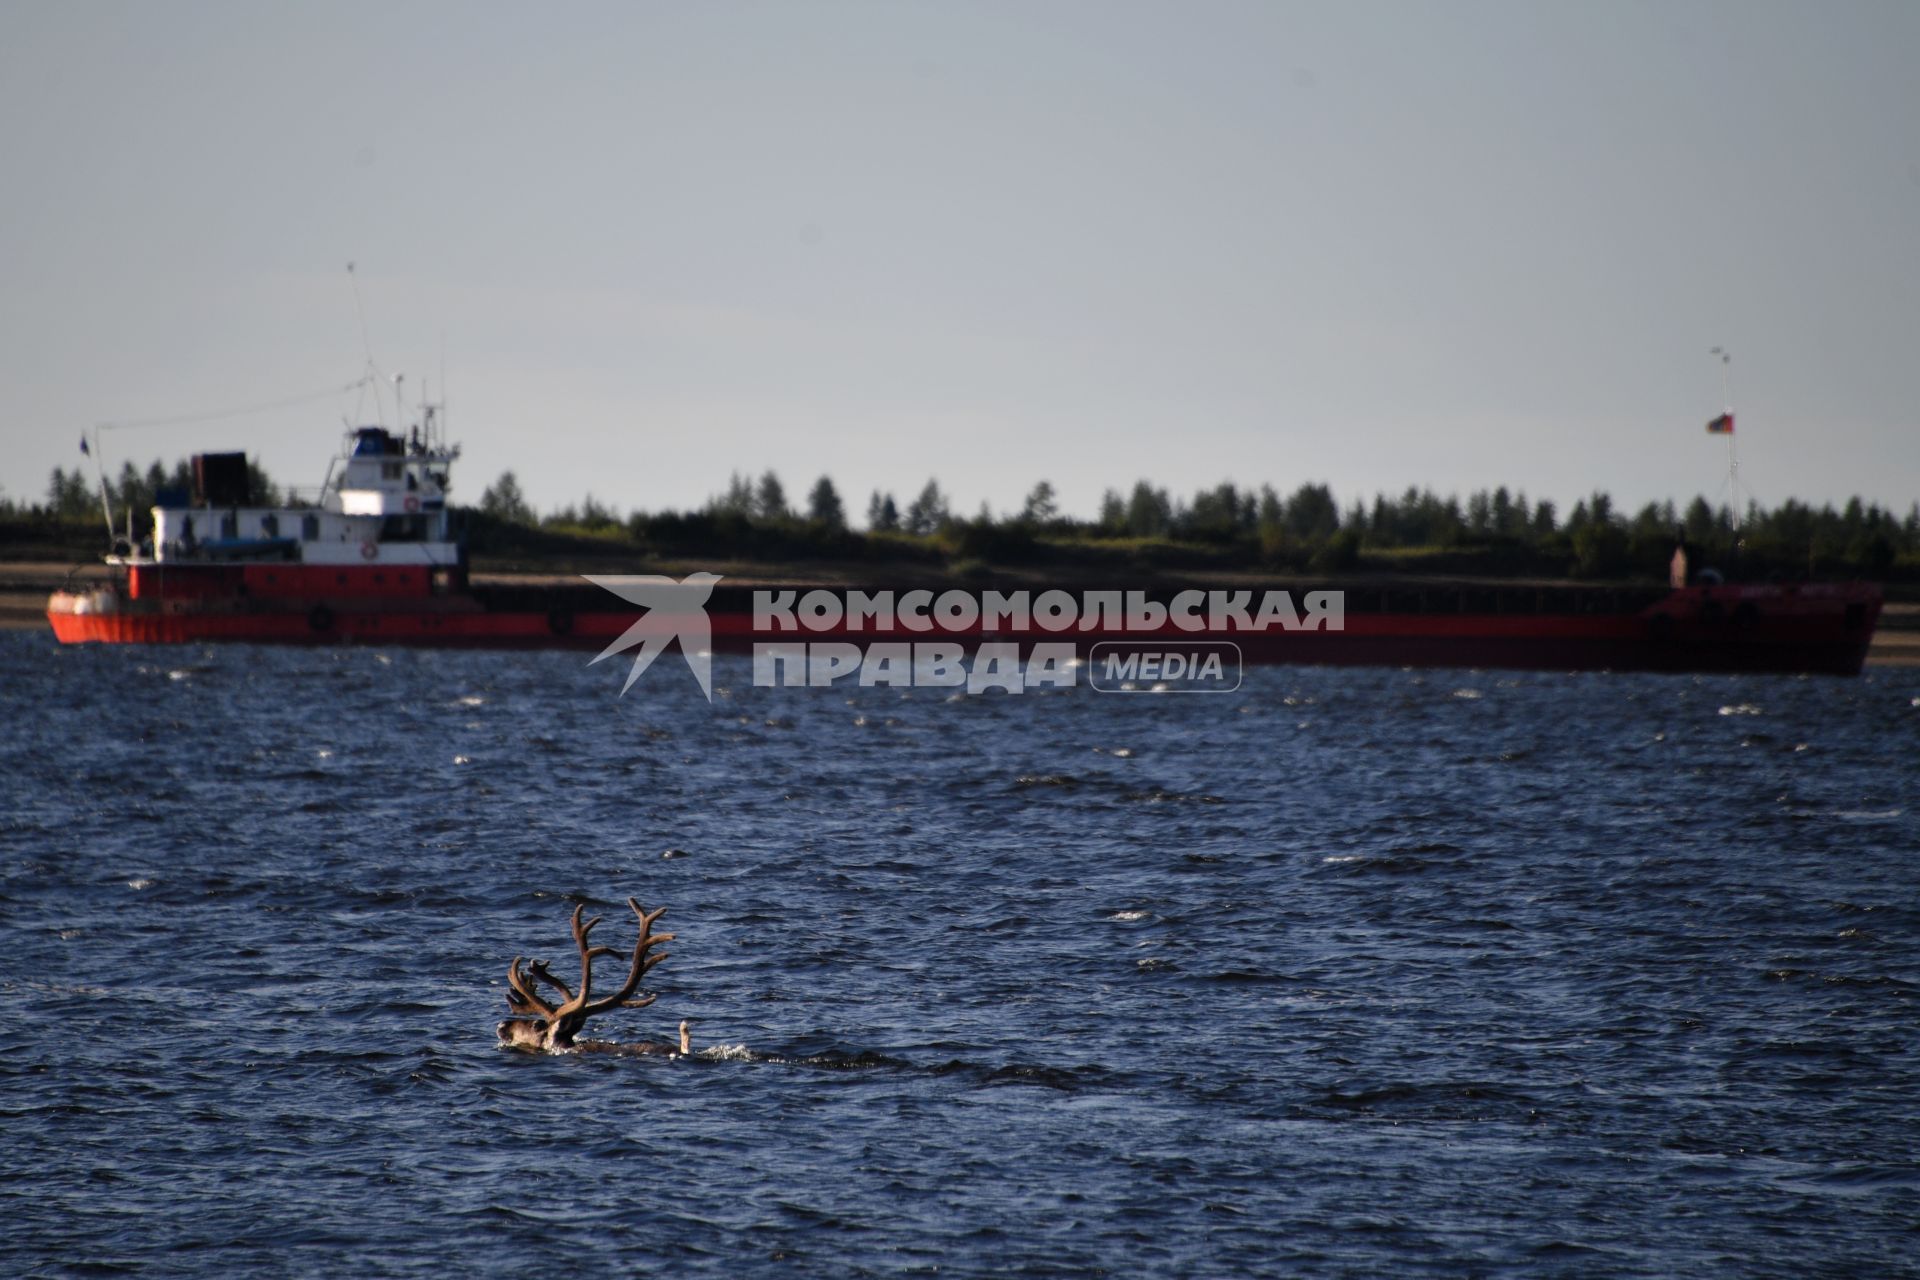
[11,457,1918,583]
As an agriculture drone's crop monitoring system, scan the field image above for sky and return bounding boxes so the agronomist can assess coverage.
[3,0,1917,524]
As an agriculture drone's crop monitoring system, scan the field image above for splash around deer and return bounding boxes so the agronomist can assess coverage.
[498,897,691,1056]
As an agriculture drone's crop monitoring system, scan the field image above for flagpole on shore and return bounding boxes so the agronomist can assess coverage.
[1710,347,1742,532]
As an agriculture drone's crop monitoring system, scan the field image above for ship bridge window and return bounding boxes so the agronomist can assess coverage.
[353,427,399,457]
[382,462,402,480]
[261,513,279,537]
[220,512,238,539]
[302,514,319,540]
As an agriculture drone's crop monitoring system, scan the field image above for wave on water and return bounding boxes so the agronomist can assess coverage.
[2,639,1915,1277]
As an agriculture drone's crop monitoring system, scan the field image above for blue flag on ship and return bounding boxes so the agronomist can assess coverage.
[79,434,90,455]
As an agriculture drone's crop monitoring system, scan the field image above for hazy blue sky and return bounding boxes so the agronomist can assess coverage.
[4,0,1916,523]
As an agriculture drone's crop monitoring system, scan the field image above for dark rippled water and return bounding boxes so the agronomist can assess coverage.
[3,632,1917,1277]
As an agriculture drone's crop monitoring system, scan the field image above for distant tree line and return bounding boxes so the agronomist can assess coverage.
[17,458,282,538]
[473,468,1920,581]
[9,455,1915,581]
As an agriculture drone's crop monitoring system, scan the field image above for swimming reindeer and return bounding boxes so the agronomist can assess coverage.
[498,897,689,1055]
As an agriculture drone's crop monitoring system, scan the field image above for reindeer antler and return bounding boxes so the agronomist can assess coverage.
[579,900,674,1017]
[498,898,675,1051]
[502,956,576,1020]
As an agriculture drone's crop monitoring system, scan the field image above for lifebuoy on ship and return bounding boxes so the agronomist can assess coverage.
[403,494,420,513]
[308,605,335,633]
[548,609,574,637]
[360,540,378,560]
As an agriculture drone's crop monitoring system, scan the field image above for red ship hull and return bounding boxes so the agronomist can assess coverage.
[47,566,1883,676]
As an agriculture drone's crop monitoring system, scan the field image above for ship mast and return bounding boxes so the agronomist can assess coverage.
[85,426,116,546]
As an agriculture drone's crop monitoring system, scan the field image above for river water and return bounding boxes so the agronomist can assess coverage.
[2,633,1916,1276]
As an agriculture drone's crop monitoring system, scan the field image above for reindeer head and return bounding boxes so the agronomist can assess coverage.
[498,898,674,1052]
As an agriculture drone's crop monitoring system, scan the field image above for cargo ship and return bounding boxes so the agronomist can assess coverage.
[47,426,1883,674]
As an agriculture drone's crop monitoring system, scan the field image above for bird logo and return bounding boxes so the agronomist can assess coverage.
[583,572,723,700]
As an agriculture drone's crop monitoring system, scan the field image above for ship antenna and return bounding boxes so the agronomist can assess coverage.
[346,261,385,424]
